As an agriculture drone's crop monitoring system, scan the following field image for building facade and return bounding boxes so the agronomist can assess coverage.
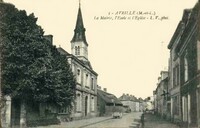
[167,2,200,127]
[178,3,199,127]
[167,16,183,122]
[58,5,98,120]
[154,71,169,119]
[118,94,140,112]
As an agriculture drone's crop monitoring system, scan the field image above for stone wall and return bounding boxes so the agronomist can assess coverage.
[1,96,11,128]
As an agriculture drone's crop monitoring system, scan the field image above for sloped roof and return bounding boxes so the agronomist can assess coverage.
[119,94,140,102]
[97,89,122,105]
[138,97,145,102]
[167,9,192,49]
[57,47,70,55]
[57,47,98,76]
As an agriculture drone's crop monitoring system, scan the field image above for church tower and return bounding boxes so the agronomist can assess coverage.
[71,2,88,61]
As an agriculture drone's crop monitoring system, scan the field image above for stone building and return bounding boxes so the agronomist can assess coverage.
[178,3,199,127]
[144,96,154,112]
[167,2,200,127]
[167,15,183,122]
[118,94,140,112]
[154,71,169,118]
[137,98,146,112]
[57,4,98,120]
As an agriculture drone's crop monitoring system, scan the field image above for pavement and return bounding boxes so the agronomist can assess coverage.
[142,113,180,128]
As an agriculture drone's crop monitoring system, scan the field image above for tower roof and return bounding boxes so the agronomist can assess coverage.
[71,6,88,46]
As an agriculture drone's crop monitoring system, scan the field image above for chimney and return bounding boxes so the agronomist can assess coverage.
[44,35,53,44]
[103,88,107,92]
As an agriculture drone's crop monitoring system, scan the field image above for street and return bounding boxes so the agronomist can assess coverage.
[83,112,142,128]
[29,112,181,128]
[33,112,142,128]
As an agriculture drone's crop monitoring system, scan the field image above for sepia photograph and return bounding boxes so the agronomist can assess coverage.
[0,0,200,127]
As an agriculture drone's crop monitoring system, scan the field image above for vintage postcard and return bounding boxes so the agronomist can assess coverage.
[0,0,199,128]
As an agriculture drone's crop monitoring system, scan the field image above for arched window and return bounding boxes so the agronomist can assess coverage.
[75,46,78,55]
[77,69,81,83]
[77,46,80,55]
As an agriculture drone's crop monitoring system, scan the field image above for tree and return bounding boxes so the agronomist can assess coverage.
[0,2,75,117]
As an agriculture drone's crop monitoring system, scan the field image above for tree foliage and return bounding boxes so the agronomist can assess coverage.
[0,3,76,108]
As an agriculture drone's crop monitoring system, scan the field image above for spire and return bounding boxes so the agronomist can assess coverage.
[71,2,88,46]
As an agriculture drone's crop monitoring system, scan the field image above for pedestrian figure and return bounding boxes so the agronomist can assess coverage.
[141,113,144,128]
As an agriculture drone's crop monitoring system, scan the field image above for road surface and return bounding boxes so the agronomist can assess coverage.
[83,112,142,128]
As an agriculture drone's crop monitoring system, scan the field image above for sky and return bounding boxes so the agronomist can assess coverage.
[4,0,198,99]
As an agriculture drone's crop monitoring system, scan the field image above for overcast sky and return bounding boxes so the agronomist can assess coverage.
[4,0,198,99]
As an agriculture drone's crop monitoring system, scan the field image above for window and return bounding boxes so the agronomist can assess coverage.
[77,69,80,75]
[91,78,94,90]
[77,46,80,55]
[173,65,179,87]
[173,67,176,87]
[182,96,188,121]
[59,107,68,113]
[184,56,188,82]
[85,74,88,86]
[91,97,95,111]
[75,46,78,55]
[173,96,179,115]
[77,69,81,83]
[76,94,82,112]
[177,66,179,85]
